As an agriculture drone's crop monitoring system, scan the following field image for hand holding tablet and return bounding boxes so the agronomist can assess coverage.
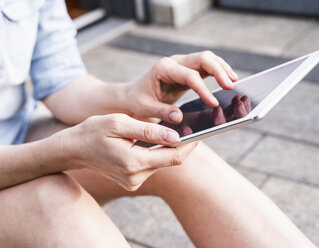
[137,51,319,148]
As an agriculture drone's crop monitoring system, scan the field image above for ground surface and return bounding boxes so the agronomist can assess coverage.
[81,8,319,248]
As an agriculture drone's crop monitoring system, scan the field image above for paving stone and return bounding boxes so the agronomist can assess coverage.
[262,177,319,246]
[240,136,319,186]
[105,196,195,248]
[203,128,262,165]
[132,9,312,56]
[235,167,268,188]
[83,41,251,87]
[250,81,319,145]
[282,21,319,57]
[82,46,160,82]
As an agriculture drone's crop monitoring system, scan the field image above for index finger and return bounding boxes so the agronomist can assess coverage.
[171,51,237,90]
[156,57,218,106]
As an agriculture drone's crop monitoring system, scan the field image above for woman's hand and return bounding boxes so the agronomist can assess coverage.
[61,114,198,191]
[125,51,238,124]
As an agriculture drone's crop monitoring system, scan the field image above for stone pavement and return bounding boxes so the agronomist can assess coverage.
[81,8,319,248]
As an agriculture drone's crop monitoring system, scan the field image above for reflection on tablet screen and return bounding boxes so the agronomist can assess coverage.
[136,57,306,147]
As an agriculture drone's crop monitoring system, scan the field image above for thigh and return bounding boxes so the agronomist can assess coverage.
[66,142,225,205]
[0,173,130,248]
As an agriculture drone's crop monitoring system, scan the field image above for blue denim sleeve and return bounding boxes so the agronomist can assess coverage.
[30,0,87,100]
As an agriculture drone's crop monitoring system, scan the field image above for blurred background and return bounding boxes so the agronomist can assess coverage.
[65,1,319,247]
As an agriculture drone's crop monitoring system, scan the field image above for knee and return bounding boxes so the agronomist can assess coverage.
[8,174,129,248]
[31,173,85,215]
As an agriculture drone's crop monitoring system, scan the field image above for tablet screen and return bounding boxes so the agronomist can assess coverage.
[137,57,306,147]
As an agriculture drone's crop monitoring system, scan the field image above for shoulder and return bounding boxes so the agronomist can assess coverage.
[0,0,45,22]
[0,0,47,85]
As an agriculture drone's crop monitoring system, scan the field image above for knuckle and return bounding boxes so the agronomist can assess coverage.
[111,113,127,122]
[215,70,227,79]
[85,115,98,125]
[143,125,154,141]
[81,115,100,131]
[192,70,201,78]
[107,114,127,131]
[106,114,118,126]
[157,108,166,121]
[187,70,200,83]
[86,115,96,122]
[200,50,214,60]
[171,151,183,166]
[122,161,139,175]
[157,57,171,68]
[216,56,225,63]
[169,54,179,61]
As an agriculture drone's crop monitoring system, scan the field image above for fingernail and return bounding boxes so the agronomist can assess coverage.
[162,130,179,143]
[210,95,219,106]
[230,70,238,80]
[225,76,234,88]
[169,111,180,123]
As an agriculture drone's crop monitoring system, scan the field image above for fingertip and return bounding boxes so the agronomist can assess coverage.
[209,94,219,107]
[226,82,235,90]
[229,70,238,82]
[231,77,238,82]
[161,129,180,144]
[168,109,183,124]
[220,75,234,90]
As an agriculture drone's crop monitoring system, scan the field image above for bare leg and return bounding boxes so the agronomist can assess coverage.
[25,105,316,248]
[67,143,315,248]
[148,143,316,248]
[0,173,130,248]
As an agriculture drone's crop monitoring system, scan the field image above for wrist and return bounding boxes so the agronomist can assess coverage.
[117,82,133,115]
[46,128,83,171]
[121,82,135,116]
[99,82,133,116]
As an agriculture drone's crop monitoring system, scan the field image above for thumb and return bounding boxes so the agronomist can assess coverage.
[144,100,183,124]
[109,114,180,145]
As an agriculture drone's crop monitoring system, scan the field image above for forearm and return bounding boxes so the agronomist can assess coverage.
[0,133,76,189]
[44,75,131,125]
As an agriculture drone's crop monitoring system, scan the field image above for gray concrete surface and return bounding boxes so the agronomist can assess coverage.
[262,178,319,245]
[82,8,319,248]
[240,136,319,185]
[131,9,317,57]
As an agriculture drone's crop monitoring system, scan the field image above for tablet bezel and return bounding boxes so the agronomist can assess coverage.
[162,50,319,148]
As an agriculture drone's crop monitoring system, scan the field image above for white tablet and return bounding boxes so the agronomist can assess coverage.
[137,51,319,148]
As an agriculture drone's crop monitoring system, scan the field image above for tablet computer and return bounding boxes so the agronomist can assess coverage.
[137,51,319,148]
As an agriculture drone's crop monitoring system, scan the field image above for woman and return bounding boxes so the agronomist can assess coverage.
[0,0,315,247]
